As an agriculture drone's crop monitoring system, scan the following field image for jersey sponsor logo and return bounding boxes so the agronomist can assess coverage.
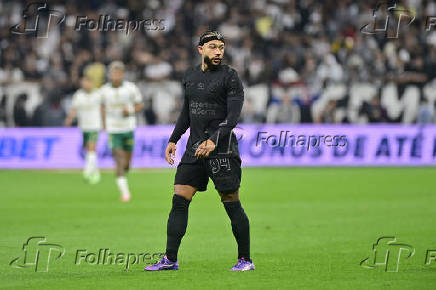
[190,101,218,116]
[197,82,205,90]
[208,80,222,93]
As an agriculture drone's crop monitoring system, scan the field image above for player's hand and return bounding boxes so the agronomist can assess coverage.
[195,139,216,159]
[165,142,177,165]
[122,107,130,117]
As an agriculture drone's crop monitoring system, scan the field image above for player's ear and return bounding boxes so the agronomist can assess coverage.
[197,45,203,55]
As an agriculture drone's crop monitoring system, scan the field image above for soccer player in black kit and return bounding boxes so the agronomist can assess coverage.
[145,31,254,272]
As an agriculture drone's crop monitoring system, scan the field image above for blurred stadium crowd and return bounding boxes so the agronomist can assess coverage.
[1,0,436,127]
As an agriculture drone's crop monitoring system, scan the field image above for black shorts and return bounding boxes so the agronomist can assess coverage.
[174,157,241,193]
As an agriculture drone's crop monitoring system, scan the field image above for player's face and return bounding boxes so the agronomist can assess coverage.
[81,77,93,91]
[198,40,225,66]
[110,68,124,86]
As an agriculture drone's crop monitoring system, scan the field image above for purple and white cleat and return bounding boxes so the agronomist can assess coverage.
[145,255,179,271]
[229,258,255,271]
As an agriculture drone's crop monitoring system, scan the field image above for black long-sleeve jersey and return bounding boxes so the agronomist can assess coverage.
[169,64,244,163]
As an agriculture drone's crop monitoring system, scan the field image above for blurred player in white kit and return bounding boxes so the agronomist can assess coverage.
[100,61,143,202]
[65,75,102,184]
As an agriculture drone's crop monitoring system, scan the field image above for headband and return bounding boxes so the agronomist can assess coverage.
[198,32,225,46]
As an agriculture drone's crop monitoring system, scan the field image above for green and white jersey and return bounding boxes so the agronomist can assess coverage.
[71,88,102,131]
[100,81,143,133]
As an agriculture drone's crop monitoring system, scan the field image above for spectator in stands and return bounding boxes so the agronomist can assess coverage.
[13,93,28,127]
[241,98,264,123]
[31,102,46,127]
[0,95,7,127]
[317,99,337,123]
[417,98,435,124]
[41,91,66,127]
[266,93,300,124]
[168,96,183,125]
[360,96,389,123]
[144,98,157,125]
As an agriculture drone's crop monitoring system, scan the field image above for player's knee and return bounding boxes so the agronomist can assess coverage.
[220,191,239,202]
[116,166,125,177]
[87,142,97,151]
[174,185,196,200]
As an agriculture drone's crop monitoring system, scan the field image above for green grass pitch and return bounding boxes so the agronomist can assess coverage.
[1,168,436,289]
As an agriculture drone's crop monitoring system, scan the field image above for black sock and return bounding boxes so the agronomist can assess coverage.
[223,200,251,261]
[165,194,191,262]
